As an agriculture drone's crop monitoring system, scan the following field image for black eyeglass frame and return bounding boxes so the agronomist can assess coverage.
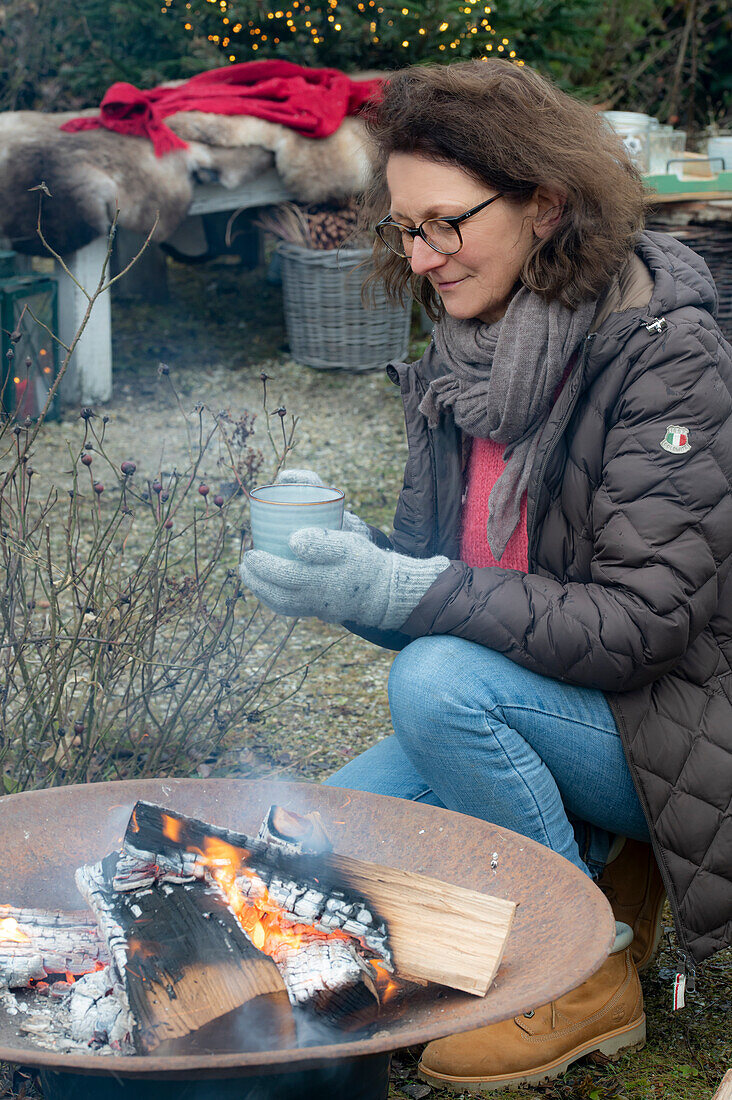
[375,193,504,257]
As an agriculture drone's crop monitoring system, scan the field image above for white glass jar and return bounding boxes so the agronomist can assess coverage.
[602,111,652,172]
[707,135,732,171]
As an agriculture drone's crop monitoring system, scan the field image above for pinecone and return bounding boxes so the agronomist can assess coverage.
[304,199,363,250]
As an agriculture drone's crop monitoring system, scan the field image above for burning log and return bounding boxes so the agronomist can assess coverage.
[119,802,388,1018]
[76,852,287,1052]
[121,801,514,998]
[271,934,378,1015]
[0,905,108,989]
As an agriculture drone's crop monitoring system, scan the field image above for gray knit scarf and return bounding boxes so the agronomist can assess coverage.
[419,286,597,561]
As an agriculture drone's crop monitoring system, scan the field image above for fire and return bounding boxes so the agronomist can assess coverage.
[161,813,184,844]
[0,918,30,944]
[372,960,400,1003]
[195,836,351,961]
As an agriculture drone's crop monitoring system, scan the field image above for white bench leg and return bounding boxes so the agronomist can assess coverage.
[56,236,112,406]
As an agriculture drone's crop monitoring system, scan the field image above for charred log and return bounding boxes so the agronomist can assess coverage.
[0,905,108,989]
[76,852,286,1052]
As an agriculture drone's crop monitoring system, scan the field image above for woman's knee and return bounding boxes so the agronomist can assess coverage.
[388,635,492,740]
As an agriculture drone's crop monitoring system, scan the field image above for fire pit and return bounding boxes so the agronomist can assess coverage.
[0,779,615,1099]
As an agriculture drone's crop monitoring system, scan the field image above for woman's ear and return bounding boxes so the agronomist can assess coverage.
[532,186,566,239]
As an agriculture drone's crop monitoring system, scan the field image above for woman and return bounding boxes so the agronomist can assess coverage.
[241,61,732,1092]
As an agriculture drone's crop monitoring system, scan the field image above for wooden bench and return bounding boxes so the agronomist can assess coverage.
[56,168,293,405]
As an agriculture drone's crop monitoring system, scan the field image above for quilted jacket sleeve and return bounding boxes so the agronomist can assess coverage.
[400,320,732,692]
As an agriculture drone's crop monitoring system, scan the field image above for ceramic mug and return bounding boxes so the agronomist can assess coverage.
[249,482,345,559]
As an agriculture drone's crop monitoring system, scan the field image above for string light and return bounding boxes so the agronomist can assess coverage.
[169,1,519,66]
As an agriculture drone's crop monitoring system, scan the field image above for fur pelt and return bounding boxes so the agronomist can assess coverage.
[0,109,374,256]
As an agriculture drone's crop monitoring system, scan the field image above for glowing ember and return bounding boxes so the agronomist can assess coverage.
[195,835,353,963]
[0,918,30,944]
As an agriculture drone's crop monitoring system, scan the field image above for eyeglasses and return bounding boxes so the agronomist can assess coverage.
[375,193,504,258]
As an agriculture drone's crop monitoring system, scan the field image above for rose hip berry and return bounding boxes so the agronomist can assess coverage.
[81,454,93,466]
[120,460,136,476]
[213,495,224,507]
[198,484,210,497]
[164,519,173,529]
[93,482,104,495]
[152,481,162,494]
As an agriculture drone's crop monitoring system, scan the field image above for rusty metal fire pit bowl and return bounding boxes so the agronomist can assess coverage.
[0,779,615,1100]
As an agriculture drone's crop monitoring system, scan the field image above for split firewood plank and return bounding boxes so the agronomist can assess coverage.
[76,852,286,1052]
[0,904,108,987]
[122,801,516,998]
[712,1070,732,1100]
[321,853,515,996]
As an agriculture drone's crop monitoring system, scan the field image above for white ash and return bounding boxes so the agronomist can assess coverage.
[67,967,133,1049]
[1,972,133,1057]
[112,850,197,893]
[271,935,378,1011]
[0,954,46,988]
[75,862,129,983]
[0,980,29,1017]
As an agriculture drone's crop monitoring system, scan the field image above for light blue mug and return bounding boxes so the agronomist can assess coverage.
[249,482,345,559]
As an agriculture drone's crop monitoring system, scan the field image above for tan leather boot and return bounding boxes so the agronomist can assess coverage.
[419,934,645,1094]
[597,838,666,972]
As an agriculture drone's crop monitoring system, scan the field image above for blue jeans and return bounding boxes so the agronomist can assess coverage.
[325,636,649,878]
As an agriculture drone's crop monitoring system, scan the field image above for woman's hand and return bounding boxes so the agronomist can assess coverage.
[240,527,449,629]
[275,468,370,538]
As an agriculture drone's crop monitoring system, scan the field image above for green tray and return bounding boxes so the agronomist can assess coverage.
[644,167,732,197]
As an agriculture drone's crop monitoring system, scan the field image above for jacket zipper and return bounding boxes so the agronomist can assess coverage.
[526,316,698,993]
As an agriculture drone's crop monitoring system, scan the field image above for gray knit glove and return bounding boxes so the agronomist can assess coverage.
[275,468,370,539]
[240,527,449,629]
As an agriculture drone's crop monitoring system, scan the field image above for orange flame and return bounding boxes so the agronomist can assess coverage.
[161,813,183,844]
[371,960,400,1003]
[0,918,30,944]
[194,835,351,960]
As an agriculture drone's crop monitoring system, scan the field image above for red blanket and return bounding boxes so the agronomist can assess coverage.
[60,60,383,156]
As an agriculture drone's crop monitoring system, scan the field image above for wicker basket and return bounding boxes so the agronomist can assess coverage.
[648,221,732,340]
[278,243,411,372]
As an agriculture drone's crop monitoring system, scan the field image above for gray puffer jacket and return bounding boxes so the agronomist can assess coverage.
[353,232,732,974]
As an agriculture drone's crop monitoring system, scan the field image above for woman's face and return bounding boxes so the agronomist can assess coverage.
[385,153,542,324]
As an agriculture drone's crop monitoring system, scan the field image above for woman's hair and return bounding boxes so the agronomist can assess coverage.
[361,61,650,315]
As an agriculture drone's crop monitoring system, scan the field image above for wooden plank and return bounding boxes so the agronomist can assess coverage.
[323,852,515,997]
[712,1070,732,1100]
[188,170,293,216]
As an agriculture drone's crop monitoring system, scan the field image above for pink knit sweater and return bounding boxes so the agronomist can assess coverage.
[458,356,577,572]
[459,437,530,572]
